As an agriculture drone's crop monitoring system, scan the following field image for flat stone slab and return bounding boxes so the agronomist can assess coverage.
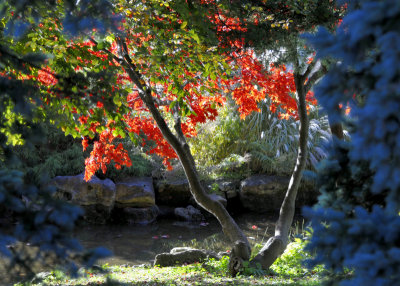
[154,247,220,267]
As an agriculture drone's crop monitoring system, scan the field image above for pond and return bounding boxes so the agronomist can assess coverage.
[1,213,306,284]
[75,212,300,266]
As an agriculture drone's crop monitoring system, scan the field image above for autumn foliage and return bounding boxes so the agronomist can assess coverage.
[7,1,318,181]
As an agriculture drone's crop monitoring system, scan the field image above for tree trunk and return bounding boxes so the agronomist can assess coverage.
[250,65,310,271]
[145,90,251,264]
[117,38,321,275]
[118,48,251,264]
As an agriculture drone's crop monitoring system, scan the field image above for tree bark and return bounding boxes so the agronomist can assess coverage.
[250,62,310,270]
[118,41,251,264]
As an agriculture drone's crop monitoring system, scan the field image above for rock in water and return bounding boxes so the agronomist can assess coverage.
[174,205,204,222]
[115,177,155,208]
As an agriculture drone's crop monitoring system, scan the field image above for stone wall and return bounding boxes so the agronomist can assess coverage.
[50,173,318,224]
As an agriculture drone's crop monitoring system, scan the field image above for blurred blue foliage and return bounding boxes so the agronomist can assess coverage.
[303,0,400,285]
[0,0,115,282]
[1,0,121,38]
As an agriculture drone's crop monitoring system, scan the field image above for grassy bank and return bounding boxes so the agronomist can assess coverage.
[17,237,339,286]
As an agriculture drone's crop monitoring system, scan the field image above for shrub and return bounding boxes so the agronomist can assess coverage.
[190,97,331,176]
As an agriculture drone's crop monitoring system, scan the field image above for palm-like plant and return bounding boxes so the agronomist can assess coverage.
[191,96,333,175]
[245,98,331,173]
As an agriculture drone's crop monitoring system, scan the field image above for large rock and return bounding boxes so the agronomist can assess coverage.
[155,179,192,207]
[207,179,243,214]
[115,177,155,208]
[116,205,159,225]
[174,205,204,222]
[51,174,116,224]
[154,247,220,267]
[239,174,317,213]
[213,180,240,199]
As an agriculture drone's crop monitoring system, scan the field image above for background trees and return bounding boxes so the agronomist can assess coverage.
[303,0,400,285]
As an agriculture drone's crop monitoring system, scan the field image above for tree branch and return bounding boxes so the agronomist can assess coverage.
[302,59,318,81]
[305,63,327,93]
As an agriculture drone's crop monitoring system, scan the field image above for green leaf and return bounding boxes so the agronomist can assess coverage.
[180,21,188,29]
[113,96,122,107]
[210,72,216,81]
[190,30,200,44]
[97,41,104,50]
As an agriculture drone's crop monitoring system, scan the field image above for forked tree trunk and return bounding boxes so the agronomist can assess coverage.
[116,38,322,275]
[143,84,251,264]
[249,65,310,271]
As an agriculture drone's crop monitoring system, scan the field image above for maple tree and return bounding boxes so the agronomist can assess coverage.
[0,0,341,276]
[4,2,319,183]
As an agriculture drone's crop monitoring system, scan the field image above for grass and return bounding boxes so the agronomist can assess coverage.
[17,231,335,286]
[20,262,329,286]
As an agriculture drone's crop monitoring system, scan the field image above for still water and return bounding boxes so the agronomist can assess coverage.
[74,213,278,266]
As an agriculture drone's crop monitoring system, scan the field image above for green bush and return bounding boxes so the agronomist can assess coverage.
[271,235,326,277]
[190,101,249,167]
[190,98,331,176]
[7,122,86,185]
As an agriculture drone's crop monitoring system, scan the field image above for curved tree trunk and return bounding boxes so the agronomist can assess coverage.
[117,42,251,264]
[144,87,251,264]
[251,63,310,271]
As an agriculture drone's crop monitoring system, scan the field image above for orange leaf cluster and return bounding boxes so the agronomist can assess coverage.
[224,51,317,120]
[83,127,132,181]
[124,116,177,170]
[37,66,58,86]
